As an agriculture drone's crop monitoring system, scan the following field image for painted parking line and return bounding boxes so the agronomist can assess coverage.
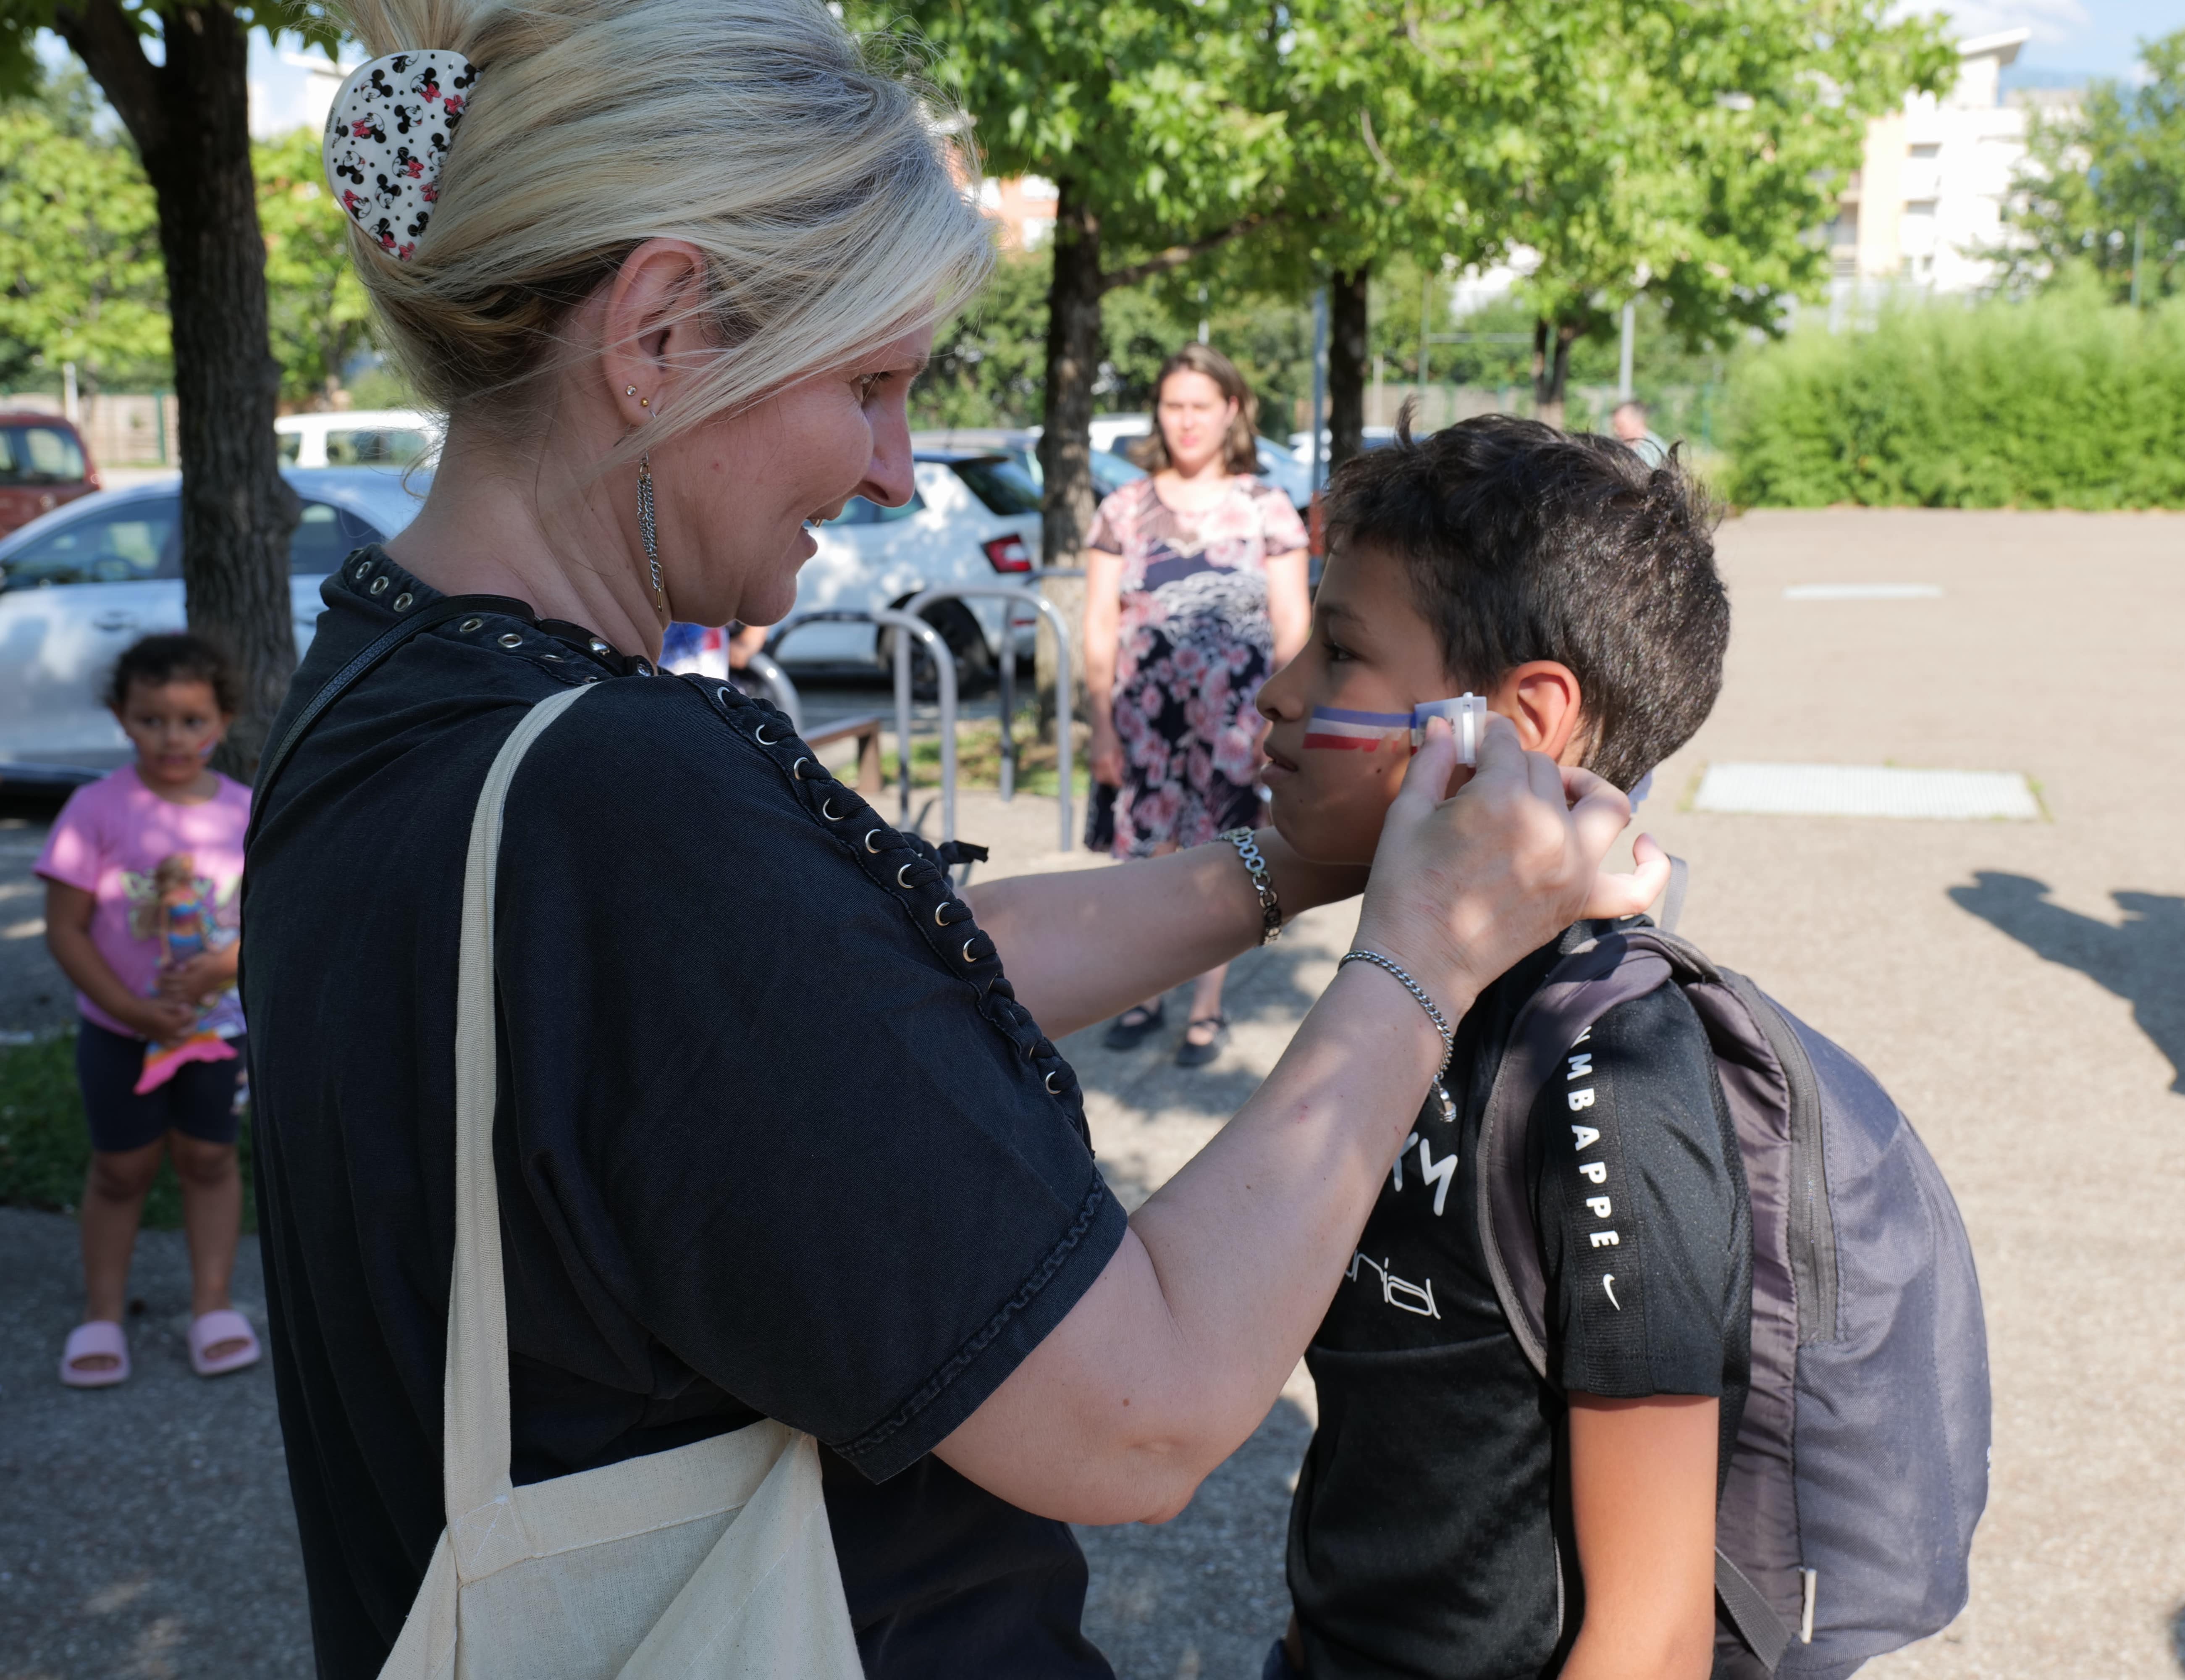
[1694,763,2040,820]
[1782,583,1944,600]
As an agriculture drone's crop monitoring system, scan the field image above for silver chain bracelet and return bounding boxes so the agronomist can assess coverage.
[1339,948,1457,1122]
[1217,827,1283,945]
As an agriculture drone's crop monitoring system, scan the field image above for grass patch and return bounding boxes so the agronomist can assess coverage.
[0,1032,256,1231]
[873,715,1094,799]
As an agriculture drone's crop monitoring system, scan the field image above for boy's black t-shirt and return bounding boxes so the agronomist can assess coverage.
[1288,925,1753,1680]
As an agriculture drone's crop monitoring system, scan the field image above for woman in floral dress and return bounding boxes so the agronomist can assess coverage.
[1084,344,1311,1065]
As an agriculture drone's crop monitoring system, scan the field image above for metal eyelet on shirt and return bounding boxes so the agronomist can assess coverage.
[791,757,816,780]
[589,639,611,656]
[754,724,776,746]
[821,797,842,821]
[897,862,921,889]
[459,617,484,634]
[368,576,390,596]
[634,659,654,677]
[864,829,885,854]
[716,686,734,705]
[354,559,374,580]
[1044,1071,1063,1094]
[933,903,955,928]
[961,937,980,963]
[540,652,563,662]
[498,632,523,649]
[392,592,414,612]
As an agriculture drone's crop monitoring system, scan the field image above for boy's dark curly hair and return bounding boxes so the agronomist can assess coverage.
[102,632,241,717]
[1323,411,1728,790]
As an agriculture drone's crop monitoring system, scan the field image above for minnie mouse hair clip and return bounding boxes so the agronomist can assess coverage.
[321,49,480,262]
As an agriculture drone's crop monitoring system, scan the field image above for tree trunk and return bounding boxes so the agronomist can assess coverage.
[1531,316,1577,431]
[1327,266,1370,470]
[1038,181,1103,571]
[55,0,299,778]
[1033,179,1102,735]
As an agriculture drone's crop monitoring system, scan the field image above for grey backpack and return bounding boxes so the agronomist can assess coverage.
[1479,912,1989,1679]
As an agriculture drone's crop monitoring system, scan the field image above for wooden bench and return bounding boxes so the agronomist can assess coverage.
[803,713,888,796]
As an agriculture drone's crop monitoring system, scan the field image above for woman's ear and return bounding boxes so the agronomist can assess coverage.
[1488,661,1585,762]
[599,238,713,429]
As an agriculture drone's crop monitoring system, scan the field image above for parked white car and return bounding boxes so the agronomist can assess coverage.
[0,467,427,784]
[275,409,442,469]
[1289,425,1400,465]
[769,451,1053,683]
[1088,412,1313,509]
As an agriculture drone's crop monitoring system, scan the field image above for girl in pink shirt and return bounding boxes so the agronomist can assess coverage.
[36,634,258,1388]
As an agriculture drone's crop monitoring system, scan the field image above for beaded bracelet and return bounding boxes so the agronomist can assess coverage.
[1217,827,1283,946]
[1338,948,1457,1122]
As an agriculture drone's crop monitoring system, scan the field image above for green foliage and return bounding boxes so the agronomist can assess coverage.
[0,66,169,389]
[1495,0,1957,365]
[1722,286,2185,508]
[912,245,1049,428]
[861,0,1288,253]
[257,125,377,405]
[0,1,342,102]
[2004,29,2185,304]
[0,1032,256,1231]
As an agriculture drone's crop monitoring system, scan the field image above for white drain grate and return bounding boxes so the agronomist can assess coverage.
[1783,583,1944,601]
[1694,763,2041,821]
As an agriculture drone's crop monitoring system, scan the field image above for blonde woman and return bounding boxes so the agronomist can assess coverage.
[1085,344,1310,1066]
[243,1,1663,1672]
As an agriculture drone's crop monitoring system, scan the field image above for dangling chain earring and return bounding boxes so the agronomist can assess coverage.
[628,386,667,614]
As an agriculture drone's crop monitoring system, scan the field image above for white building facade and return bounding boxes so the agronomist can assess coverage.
[1830,29,2059,297]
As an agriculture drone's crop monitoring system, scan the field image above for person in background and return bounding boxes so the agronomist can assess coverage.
[1611,400,1668,467]
[37,633,259,1388]
[1083,344,1312,1066]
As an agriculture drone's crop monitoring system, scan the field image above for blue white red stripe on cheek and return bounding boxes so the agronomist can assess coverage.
[1303,707,1412,750]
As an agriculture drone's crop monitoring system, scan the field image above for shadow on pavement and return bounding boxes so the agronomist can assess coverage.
[1947,872,2185,1093]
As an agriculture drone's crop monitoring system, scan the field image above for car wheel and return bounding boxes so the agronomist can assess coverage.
[881,600,994,699]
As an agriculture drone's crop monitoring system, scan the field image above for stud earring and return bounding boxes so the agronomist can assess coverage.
[637,451,666,611]
[624,384,637,396]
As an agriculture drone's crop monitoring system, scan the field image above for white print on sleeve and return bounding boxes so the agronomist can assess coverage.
[1389,1130,1458,1217]
[1348,1251,1442,1319]
[1566,1039,1620,1259]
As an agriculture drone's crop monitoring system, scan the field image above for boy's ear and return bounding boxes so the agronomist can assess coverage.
[1488,661,1585,764]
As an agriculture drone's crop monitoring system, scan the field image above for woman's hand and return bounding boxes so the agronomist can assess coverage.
[1354,712,1638,1017]
[1089,718,1125,789]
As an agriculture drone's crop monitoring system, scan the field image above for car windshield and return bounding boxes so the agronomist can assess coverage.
[327,428,430,467]
[949,455,1043,517]
[0,424,87,486]
[278,433,303,464]
[3,501,176,585]
[827,489,924,525]
[1,494,387,586]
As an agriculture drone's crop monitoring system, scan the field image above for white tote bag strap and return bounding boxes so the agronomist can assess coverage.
[446,684,597,1525]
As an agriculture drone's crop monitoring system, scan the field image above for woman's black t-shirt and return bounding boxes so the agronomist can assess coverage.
[244,551,1128,1677]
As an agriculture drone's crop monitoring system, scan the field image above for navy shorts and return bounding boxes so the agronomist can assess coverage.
[76,1019,247,1155]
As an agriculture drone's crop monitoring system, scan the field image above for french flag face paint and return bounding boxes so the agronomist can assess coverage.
[1303,706,1411,751]
[1305,694,1489,765]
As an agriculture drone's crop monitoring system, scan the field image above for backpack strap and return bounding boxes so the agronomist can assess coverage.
[1715,1552,1797,1672]
[1474,929,1700,1375]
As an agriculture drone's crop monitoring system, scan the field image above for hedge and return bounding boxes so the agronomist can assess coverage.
[1723,287,2185,508]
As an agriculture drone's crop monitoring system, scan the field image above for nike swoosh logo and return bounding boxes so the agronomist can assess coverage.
[1603,1275,1621,1310]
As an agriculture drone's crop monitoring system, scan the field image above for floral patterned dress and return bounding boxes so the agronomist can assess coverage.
[1087,476,1309,857]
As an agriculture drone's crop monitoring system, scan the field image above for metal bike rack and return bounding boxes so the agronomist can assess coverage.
[737,649,802,737]
[905,585,1073,853]
[763,607,956,844]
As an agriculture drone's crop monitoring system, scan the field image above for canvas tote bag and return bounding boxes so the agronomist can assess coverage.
[379,683,864,1680]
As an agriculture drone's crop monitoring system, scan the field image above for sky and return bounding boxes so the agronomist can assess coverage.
[33,0,2185,140]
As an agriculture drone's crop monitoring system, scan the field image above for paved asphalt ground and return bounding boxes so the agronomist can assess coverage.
[1,508,2180,1677]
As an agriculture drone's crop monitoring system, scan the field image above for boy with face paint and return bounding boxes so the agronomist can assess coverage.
[1255,417,1754,1680]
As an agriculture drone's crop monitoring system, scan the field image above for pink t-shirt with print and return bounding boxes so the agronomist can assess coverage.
[35,765,250,1040]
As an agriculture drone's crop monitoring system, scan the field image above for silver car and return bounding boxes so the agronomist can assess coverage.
[0,467,428,785]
